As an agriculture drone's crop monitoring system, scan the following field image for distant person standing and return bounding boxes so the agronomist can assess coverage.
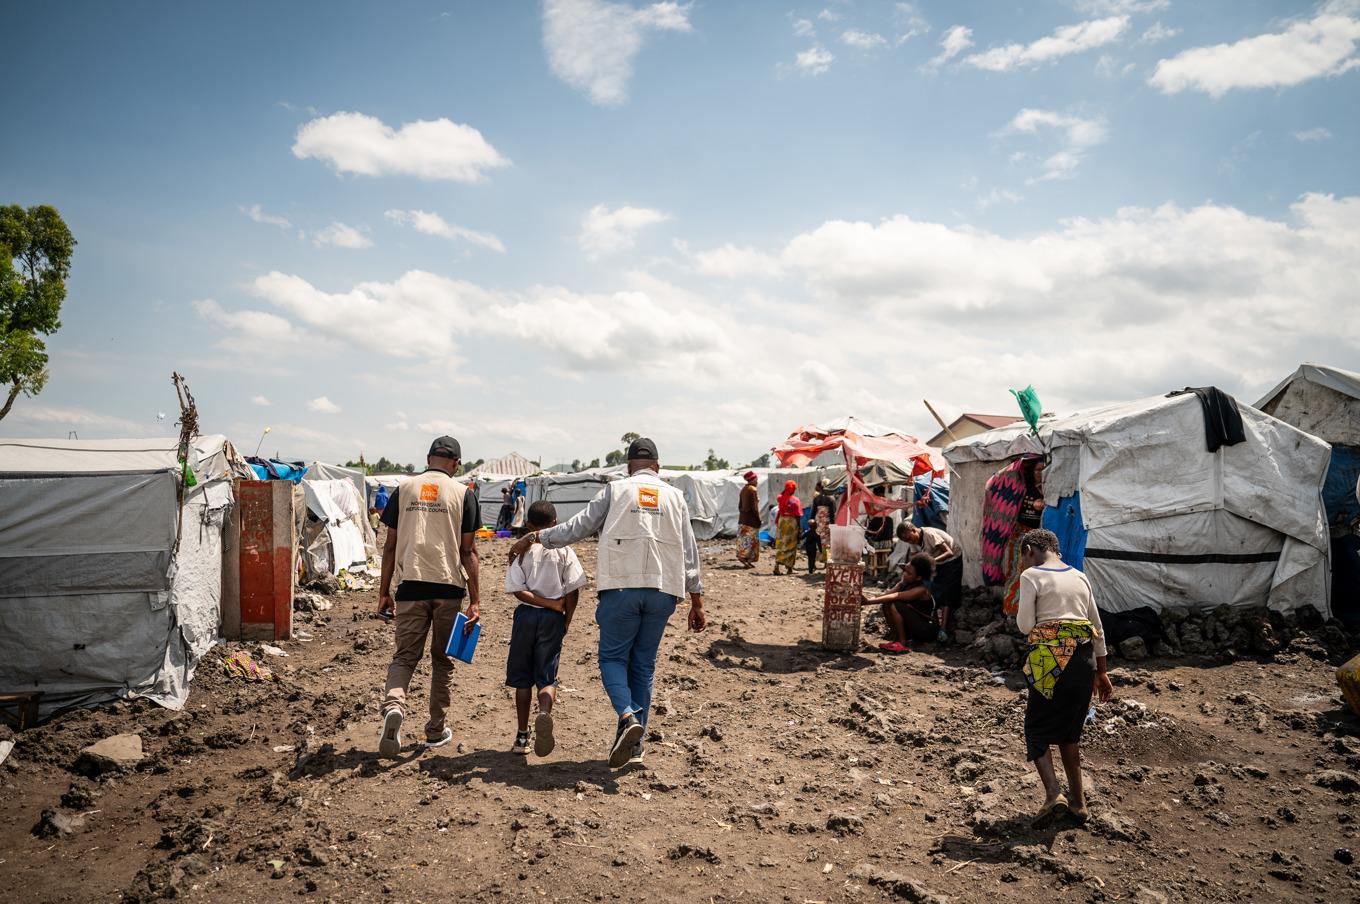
[508,437,706,768]
[772,481,803,576]
[736,470,762,569]
[376,436,482,756]
[495,486,514,532]
[808,480,837,571]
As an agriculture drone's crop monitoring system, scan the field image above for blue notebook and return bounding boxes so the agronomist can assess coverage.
[445,612,482,664]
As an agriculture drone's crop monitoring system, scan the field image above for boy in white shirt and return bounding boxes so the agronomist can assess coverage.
[504,500,589,757]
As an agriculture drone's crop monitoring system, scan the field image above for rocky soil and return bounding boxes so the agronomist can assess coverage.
[2,537,1358,904]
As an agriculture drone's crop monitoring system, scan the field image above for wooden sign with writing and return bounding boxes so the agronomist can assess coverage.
[822,562,864,652]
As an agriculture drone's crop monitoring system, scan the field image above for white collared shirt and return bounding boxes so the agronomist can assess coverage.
[505,544,589,607]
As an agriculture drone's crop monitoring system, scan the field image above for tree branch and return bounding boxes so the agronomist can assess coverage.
[0,380,21,421]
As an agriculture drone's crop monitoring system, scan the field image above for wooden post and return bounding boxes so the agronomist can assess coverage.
[822,562,864,652]
[237,480,293,641]
[220,479,242,639]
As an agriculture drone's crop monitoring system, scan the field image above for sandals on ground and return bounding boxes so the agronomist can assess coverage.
[1032,793,1071,829]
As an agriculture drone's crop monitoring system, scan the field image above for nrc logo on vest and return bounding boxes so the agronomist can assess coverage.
[637,487,659,509]
[419,483,440,503]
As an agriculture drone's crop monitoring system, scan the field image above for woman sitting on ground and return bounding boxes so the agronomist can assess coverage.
[1015,528,1114,828]
[861,553,937,654]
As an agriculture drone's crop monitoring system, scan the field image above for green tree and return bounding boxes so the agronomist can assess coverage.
[604,449,625,467]
[703,448,730,470]
[587,457,600,469]
[0,205,75,420]
[747,452,771,468]
[620,431,641,446]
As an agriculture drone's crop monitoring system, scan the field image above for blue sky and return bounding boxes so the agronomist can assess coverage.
[2,0,1357,467]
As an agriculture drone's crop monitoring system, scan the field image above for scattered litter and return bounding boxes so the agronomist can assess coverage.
[0,739,13,767]
[261,644,288,657]
[272,745,296,753]
[222,651,277,681]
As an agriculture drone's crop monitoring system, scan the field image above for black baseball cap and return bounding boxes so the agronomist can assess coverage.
[428,436,461,459]
[626,437,658,460]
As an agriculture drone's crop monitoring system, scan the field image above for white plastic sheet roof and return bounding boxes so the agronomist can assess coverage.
[0,435,243,481]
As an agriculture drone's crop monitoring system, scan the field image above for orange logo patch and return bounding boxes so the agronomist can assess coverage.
[419,483,440,503]
[637,487,659,509]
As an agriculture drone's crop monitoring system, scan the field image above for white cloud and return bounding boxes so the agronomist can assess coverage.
[1071,0,1167,13]
[309,396,342,414]
[542,0,693,106]
[925,25,973,69]
[817,8,840,23]
[841,29,889,51]
[251,395,272,407]
[240,204,290,229]
[779,195,1360,348]
[384,209,506,253]
[1139,21,1181,44]
[1002,108,1108,182]
[1150,8,1360,97]
[1294,126,1334,142]
[292,111,510,181]
[193,298,295,342]
[311,222,372,249]
[795,45,835,75]
[963,16,1129,71]
[248,268,733,378]
[692,243,785,278]
[793,17,815,38]
[6,404,144,434]
[977,187,1024,210]
[579,204,671,257]
[800,360,839,402]
[893,3,930,44]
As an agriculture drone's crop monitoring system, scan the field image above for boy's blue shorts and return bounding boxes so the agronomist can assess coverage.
[506,604,566,689]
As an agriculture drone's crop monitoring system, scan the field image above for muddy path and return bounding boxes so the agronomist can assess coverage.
[2,538,1358,903]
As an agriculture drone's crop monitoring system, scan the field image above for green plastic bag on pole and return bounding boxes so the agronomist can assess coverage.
[1010,385,1042,434]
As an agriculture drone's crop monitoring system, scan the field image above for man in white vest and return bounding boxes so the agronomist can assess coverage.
[508,437,706,767]
[376,436,482,756]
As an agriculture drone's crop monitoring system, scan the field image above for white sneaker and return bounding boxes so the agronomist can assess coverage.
[378,709,403,757]
[424,728,453,749]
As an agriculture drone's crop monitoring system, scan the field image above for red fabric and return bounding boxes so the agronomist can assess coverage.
[777,493,804,519]
[770,425,943,526]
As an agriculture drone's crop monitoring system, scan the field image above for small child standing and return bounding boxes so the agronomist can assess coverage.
[504,500,589,757]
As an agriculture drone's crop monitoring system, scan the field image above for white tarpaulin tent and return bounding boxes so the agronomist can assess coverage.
[301,478,372,577]
[305,461,376,554]
[466,452,539,479]
[0,435,244,718]
[944,393,1332,615]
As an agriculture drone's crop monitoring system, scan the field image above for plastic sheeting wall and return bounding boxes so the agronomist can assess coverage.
[944,394,1331,615]
[0,477,231,718]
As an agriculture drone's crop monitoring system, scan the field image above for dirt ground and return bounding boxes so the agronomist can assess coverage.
[3,537,1359,904]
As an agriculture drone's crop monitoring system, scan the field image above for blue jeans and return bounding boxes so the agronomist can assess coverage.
[596,588,678,725]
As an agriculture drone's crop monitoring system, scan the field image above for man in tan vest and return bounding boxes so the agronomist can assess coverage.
[377,436,482,756]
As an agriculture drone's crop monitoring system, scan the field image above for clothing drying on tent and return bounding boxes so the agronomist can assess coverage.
[944,392,1332,619]
[247,457,307,482]
[912,475,949,531]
